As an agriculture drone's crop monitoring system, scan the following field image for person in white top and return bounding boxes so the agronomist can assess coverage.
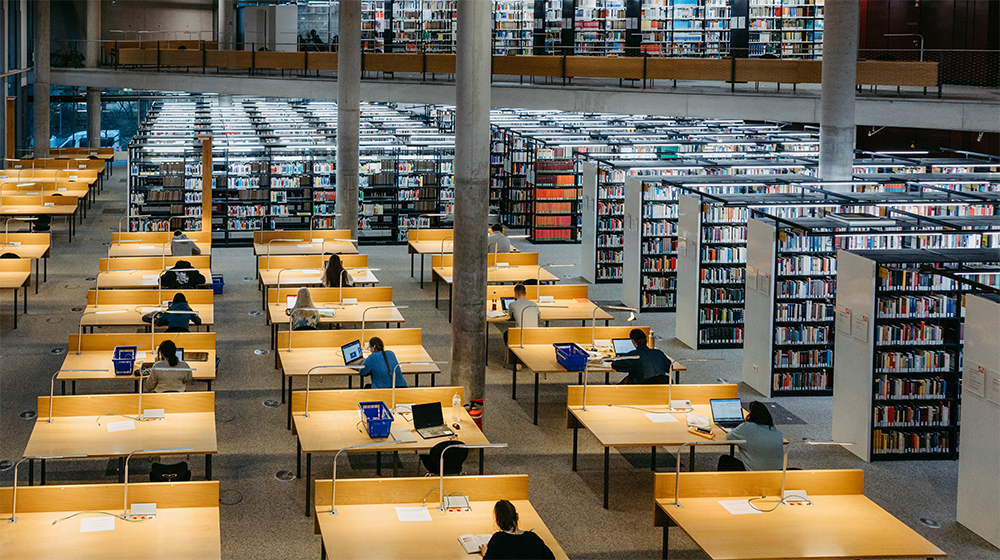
[504,283,539,346]
[487,224,511,254]
[145,340,193,393]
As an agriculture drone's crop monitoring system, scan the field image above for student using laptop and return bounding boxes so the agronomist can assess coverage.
[359,337,406,389]
[288,287,319,331]
[719,401,784,471]
[610,328,672,384]
[503,284,539,346]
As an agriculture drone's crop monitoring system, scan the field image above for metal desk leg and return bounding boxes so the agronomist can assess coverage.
[13,288,17,328]
[479,449,484,475]
[533,372,539,425]
[24,285,27,313]
[305,453,312,517]
[434,279,439,308]
[34,259,39,294]
[663,525,669,560]
[40,459,46,485]
[420,255,425,288]
[206,454,212,480]
[118,457,125,483]
[603,447,610,509]
[376,452,382,477]
[431,372,436,387]
[572,427,578,471]
[651,447,656,471]
[511,361,517,400]
[393,451,399,477]
[44,257,47,281]
[61,380,66,395]
[28,459,33,486]
[410,252,414,277]
[413,373,419,388]
[321,541,327,560]
[72,381,77,394]
[448,285,452,319]
[281,371,286,404]
[689,446,695,472]
[296,440,302,478]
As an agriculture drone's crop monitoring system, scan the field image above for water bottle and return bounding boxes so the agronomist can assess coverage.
[452,392,462,422]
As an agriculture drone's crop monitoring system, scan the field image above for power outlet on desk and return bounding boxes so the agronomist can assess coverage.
[442,495,471,512]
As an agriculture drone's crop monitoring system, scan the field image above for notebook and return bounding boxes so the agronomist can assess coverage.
[459,534,492,554]
[611,338,636,356]
[411,402,454,439]
[341,340,365,366]
[710,398,745,431]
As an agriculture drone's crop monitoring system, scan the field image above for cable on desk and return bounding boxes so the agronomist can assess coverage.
[747,494,812,512]
[51,511,151,525]
[96,411,149,426]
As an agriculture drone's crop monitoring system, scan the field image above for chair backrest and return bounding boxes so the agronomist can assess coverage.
[428,440,467,475]
[640,374,671,385]
[0,253,18,259]
[149,461,191,482]
[31,215,51,232]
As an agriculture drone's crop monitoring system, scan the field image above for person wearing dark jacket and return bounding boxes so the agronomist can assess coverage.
[610,328,672,384]
[155,293,202,332]
[479,500,555,559]
[160,260,206,289]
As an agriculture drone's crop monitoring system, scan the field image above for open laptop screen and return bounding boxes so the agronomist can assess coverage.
[411,402,445,430]
[710,398,744,423]
[341,340,364,365]
[286,295,297,310]
[500,297,515,312]
[611,338,636,356]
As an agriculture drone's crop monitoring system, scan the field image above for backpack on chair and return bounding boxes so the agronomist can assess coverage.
[149,461,191,482]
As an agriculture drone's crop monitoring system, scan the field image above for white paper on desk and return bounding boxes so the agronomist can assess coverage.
[8,241,20,247]
[80,516,115,533]
[395,507,433,522]
[142,275,158,280]
[297,244,313,248]
[342,298,358,305]
[140,307,160,313]
[390,426,417,443]
[26,192,39,196]
[7,208,18,212]
[444,276,452,282]
[136,351,147,359]
[57,187,67,192]
[593,339,612,349]
[70,175,79,180]
[645,413,678,423]
[43,202,54,207]
[107,420,135,432]
[718,500,761,515]
[495,262,509,268]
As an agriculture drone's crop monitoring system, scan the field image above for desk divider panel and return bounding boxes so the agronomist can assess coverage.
[254,230,352,245]
[113,231,212,244]
[507,326,650,347]
[0,259,31,274]
[313,475,528,508]
[653,469,864,502]
[567,384,738,408]
[291,386,463,414]
[486,284,590,301]
[0,481,219,514]
[100,255,212,271]
[277,328,421,351]
[86,289,214,306]
[38,391,215,418]
[259,254,367,271]
[267,286,392,304]
[408,229,454,243]
[69,332,216,352]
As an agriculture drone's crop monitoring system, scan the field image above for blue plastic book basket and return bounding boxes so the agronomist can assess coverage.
[112,346,138,376]
[358,401,393,438]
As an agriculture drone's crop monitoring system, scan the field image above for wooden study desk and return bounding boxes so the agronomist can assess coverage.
[653,470,946,560]
[277,328,436,418]
[567,384,738,509]
[0,181,93,209]
[508,326,681,424]
[95,255,213,289]
[100,255,212,272]
[0,233,49,292]
[0,481,221,560]
[407,228,453,287]
[431,253,558,316]
[265,286,402,348]
[258,254,374,308]
[485,284,614,324]
[59,333,217,394]
[81,289,214,332]
[109,231,210,258]
[292,387,490,516]
[0,196,80,242]
[0,257,30,328]
[25,392,218,484]
[312,476,568,560]
[253,230,357,257]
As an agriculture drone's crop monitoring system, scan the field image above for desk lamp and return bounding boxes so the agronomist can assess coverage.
[518,304,567,349]
[47,370,110,421]
[328,441,396,515]
[663,358,725,411]
[265,238,299,269]
[116,215,151,241]
[77,310,127,352]
[591,305,637,349]
[535,263,574,289]
[390,361,448,412]
[7,454,88,523]
[360,305,408,350]
[580,355,638,412]
[4,217,37,237]
[670,440,747,508]
[94,269,139,308]
[106,238,147,262]
[286,307,337,353]
[301,364,360,418]
[438,236,454,260]
[777,440,853,504]
[122,447,194,518]
[438,443,509,511]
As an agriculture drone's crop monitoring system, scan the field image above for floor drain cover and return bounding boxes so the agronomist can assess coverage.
[243,277,256,282]
[84,277,97,282]
[919,518,941,529]
[46,317,64,324]
[71,307,84,312]
[0,460,13,471]
[64,284,80,289]
[19,411,37,420]
[51,348,66,355]
[101,242,111,246]
[274,470,295,481]
[254,348,270,355]
[263,400,280,408]
[248,311,263,317]
[219,489,244,505]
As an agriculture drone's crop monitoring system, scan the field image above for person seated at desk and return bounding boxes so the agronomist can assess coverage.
[359,337,406,389]
[323,253,347,287]
[610,328,672,384]
[503,283,539,345]
[479,499,554,560]
[719,401,784,472]
[487,223,511,254]
[155,292,202,332]
[289,287,319,331]
[171,229,201,256]
[145,340,193,393]
[161,260,206,290]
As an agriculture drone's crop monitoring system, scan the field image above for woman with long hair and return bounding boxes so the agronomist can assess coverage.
[478,499,555,559]
[323,253,346,287]
[289,287,319,330]
[155,292,202,332]
[720,401,784,471]
[144,339,193,393]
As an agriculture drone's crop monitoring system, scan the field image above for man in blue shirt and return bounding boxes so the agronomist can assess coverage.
[611,328,672,384]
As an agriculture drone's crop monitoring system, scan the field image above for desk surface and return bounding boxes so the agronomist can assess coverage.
[96,269,213,289]
[267,301,402,327]
[259,268,378,287]
[569,403,726,446]
[279,345,437,377]
[0,270,31,289]
[409,239,454,255]
[0,204,79,216]
[315,499,567,560]
[0,481,221,560]
[81,303,215,327]
[59,350,217,382]
[25,392,217,457]
[657,492,946,559]
[487,298,613,323]
[433,265,558,285]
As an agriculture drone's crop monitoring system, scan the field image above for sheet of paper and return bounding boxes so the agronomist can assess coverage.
[57,188,67,191]
[297,244,313,248]
[836,307,852,335]
[107,420,135,432]
[644,413,679,423]
[395,507,433,522]
[593,339,612,349]
[7,208,18,212]
[140,307,160,313]
[718,500,761,515]
[8,241,20,247]
[43,202,54,207]
[301,270,322,275]
[80,516,115,533]
[136,351,147,359]
[965,362,986,398]
[852,314,869,343]
[987,372,1000,406]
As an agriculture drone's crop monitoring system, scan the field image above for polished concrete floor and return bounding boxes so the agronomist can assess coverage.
[1,162,997,559]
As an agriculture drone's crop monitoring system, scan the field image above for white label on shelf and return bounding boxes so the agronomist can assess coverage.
[837,307,852,336]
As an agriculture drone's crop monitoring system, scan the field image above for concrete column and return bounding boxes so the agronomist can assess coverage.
[818,0,859,186]
[86,0,101,149]
[218,0,234,50]
[335,0,361,239]
[450,1,492,400]
[32,0,50,159]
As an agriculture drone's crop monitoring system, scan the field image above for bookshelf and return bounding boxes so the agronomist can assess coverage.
[622,176,680,311]
[833,248,1000,461]
[493,1,536,55]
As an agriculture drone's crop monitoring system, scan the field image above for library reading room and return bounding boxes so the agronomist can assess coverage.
[1,1,999,559]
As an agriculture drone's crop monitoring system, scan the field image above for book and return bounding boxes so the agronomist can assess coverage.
[458,534,492,554]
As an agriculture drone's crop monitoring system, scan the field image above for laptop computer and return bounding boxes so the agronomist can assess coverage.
[286,295,297,310]
[611,338,636,356]
[341,340,365,366]
[710,398,745,432]
[500,297,515,312]
[411,402,454,439]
